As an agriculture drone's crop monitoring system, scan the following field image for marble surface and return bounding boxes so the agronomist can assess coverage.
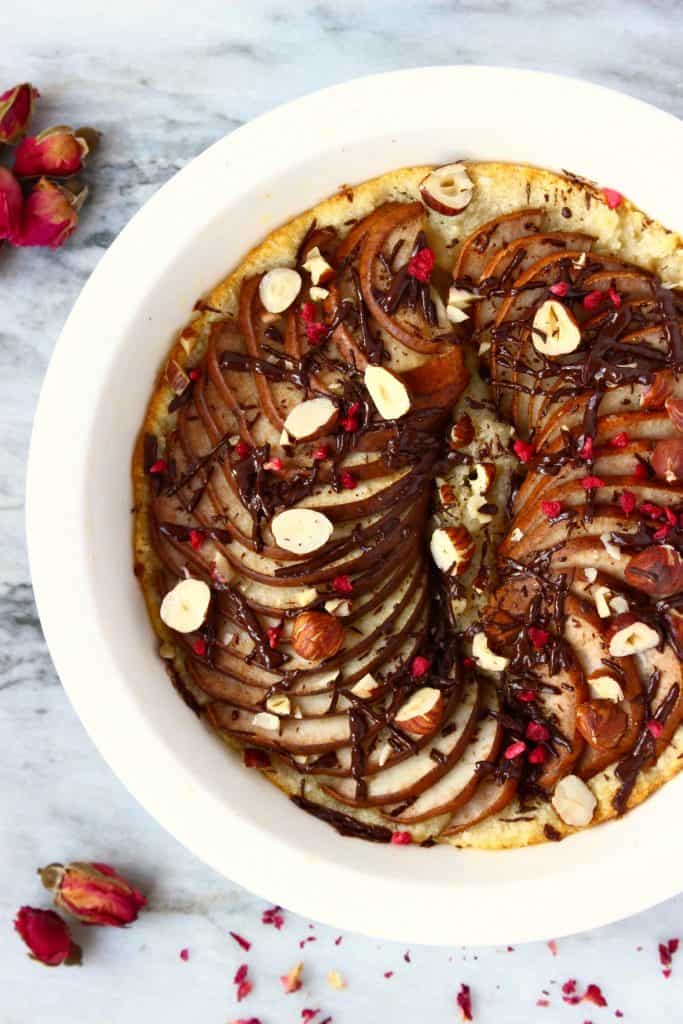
[2,2,683,1020]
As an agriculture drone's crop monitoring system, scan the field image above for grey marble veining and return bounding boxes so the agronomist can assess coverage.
[2,1,683,1020]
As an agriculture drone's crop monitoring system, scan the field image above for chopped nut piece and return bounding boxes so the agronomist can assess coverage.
[552,774,596,827]
[259,267,302,313]
[472,632,510,672]
[160,578,211,634]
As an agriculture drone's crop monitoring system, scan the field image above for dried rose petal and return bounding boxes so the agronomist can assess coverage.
[0,83,39,144]
[14,906,81,967]
[14,177,81,249]
[456,983,473,1021]
[39,861,146,927]
[14,126,90,178]
[0,166,22,241]
[407,247,435,283]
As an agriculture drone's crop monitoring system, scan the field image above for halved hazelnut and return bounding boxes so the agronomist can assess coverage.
[252,711,281,732]
[551,774,596,827]
[608,613,659,656]
[472,632,510,672]
[419,162,473,216]
[576,699,628,750]
[446,285,477,324]
[259,267,302,313]
[160,578,211,633]
[301,245,334,285]
[651,438,683,483]
[282,397,338,441]
[532,300,581,357]
[450,413,475,449]
[364,365,411,420]
[271,508,333,555]
[587,671,624,703]
[266,693,291,716]
[395,686,444,735]
[351,673,378,699]
[624,544,683,598]
[291,610,345,663]
[430,526,476,576]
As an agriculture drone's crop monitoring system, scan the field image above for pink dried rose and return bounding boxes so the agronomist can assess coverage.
[39,861,146,927]
[14,125,93,178]
[0,166,23,241]
[0,82,39,144]
[15,178,84,249]
[14,906,81,967]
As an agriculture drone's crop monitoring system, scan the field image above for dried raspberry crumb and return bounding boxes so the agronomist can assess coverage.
[348,402,361,416]
[648,720,663,739]
[179,947,189,961]
[547,939,558,956]
[518,688,537,702]
[312,445,329,461]
[526,720,550,742]
[618,490,636,516]
[262,905,284,929]
[562,979,577,995]
[541,500,563,520]
[237,979,252,1002]
[188,368,201,381]
[653,525,671,541]
[266,626,282,649]
[263,457,283,472]
[578,436,594,461]
[456,983,473,1021]
[411,655,430,678]
[640,501,664,519]
[244,747,270,769]
[407,246,435,283]
[189,529,204,550]
[608,287,622,308]
[298,935,317,949]
[528,626,550,650]
[148,459,167,474]
[334,936,342,946]
[581,475,605,490]
[582,290,604,311]
[332,574,353,594]
[403,950,411,962]
[232,1019,261,1024]
[610,431,629,448]
[633,460,649,480]
[537,999,550,1007]
[549,281,569,297]
[192,637,207,657]
[301,1010,319,1023]
[513,439,535,463]
[391,831,413,846]
[300,302,316,323]
[603,188,623,209]
[528,745,547,764]
[616,1012,624,1018]
[384,971,394,978]
[340,414,359,433]
[665,507,678,526]
[504,740,526,760]
[463,657,475,669]
[339,470,357,490]
[230,934,252,953]
[235,441,251,459]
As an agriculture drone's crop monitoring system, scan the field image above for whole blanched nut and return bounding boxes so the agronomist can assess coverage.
[291,610,345,663]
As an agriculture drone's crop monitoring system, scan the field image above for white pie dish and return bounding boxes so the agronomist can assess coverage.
[26,66,683,945]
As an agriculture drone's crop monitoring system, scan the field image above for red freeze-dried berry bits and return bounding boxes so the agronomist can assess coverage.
[266,626,282,649]
[528,745,547,764]
[518,689,537,702]
[647,719,663,739]
[526,720,550,742]
[230,934,252,952]
[332,574,353,594]
[339,469,357,489]
[406,246,435,282]
[608,287,622,307]
[148,459,167,475]
[411,655,430,678]
[633,461,649,480]
[504,740,526,760]
[513,439,535,463]
[456,983,473,1021]
[235,441,251,459]
[581,475,605,490]
[619,490,637,516]
[582,290,604,311]
[578,435,594,461]
[541,500,563,520]
[391,831,413,845]
[528,626,550,649]
[549,281,569,297]
[300,301,316,322]
[262,905,284,929]
[305,320,328,345]
[189,529,204,550]
[192,637,206,657]
[610,431,628,448]
[312,445,329,461]
[603,187,623,209]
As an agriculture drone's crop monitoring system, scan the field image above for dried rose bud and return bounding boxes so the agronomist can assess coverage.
[0,83,39,144]
[15,177,83,249]
[39,861,146,927]
[14,906,81,967]
[0,166,23,241]
[14,126,91,178]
